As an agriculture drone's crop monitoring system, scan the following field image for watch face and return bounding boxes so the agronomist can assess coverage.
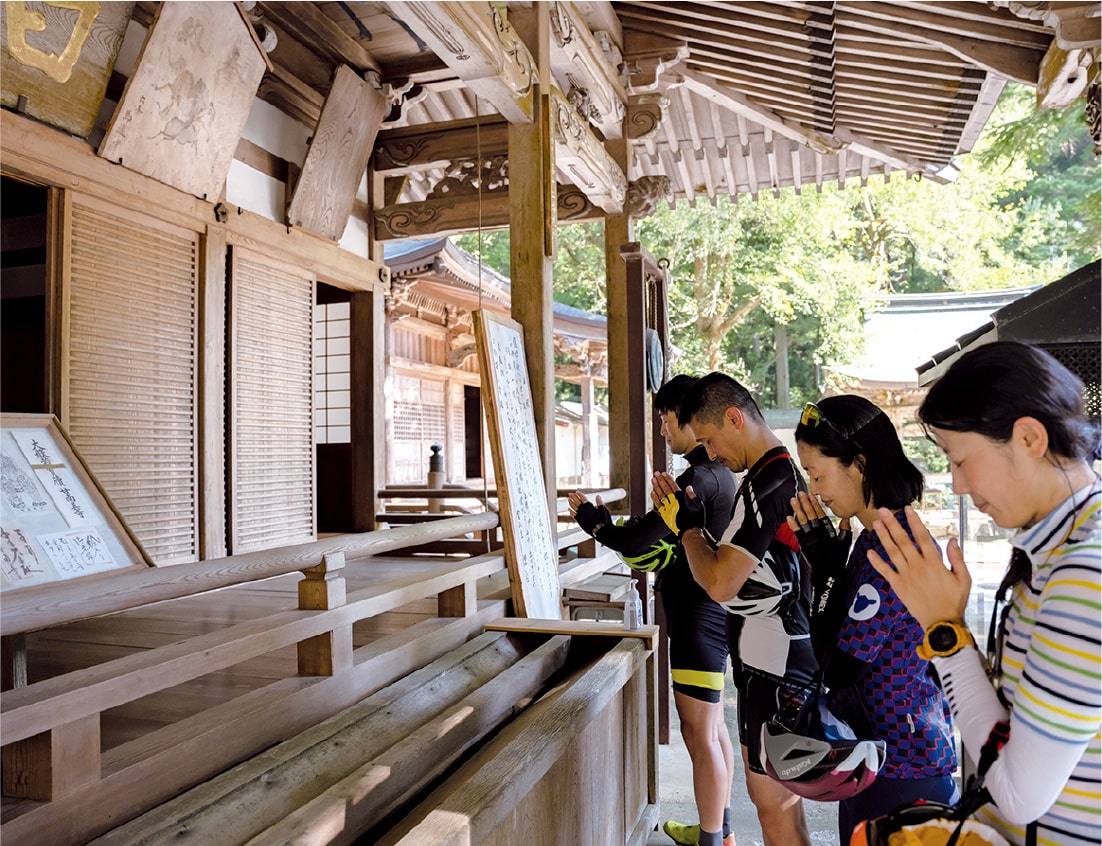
[928,624,960,653]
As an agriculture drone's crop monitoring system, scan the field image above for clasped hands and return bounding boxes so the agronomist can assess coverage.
[650,472,707,536]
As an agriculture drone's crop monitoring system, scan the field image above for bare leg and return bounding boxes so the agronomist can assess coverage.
[742,748,810,846]
[675,691,733,834]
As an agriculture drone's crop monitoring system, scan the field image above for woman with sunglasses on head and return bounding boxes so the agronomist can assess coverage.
[787,394,958,840]
[868,341,1101,846]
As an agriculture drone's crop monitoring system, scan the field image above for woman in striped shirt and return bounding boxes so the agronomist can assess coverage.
[867,341,1101,846]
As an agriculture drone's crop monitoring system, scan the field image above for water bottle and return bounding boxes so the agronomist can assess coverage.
[623,582,643,630]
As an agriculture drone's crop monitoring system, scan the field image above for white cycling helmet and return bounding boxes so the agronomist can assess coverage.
[760,697,886,802]
[719,553,793,616]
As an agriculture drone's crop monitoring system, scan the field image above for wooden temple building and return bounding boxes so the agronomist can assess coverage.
[0,2,1097,844]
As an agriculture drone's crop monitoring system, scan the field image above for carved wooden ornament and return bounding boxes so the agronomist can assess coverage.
[1,2,133,138]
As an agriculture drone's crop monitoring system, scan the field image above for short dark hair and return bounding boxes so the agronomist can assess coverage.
[677,371,764,428]
[796,394,923,510]
[920,341,1097,462]
[653,374,698,416]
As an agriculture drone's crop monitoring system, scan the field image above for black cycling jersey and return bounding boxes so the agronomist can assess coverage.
[713,445,817,769]
[716,445,817,688]
[593,445,736,599]
[594,445,737,702]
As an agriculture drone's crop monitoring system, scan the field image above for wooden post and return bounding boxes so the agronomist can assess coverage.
[438,582,477,618]
[2,714,100,800]
[297,552,352,675]
[427,443,445,514]
[612,238,647,517]
[199,224,228,558]
[651,264,670,477]
[351,289,386,530]
[580,372,599,487]
[508,4,557,516]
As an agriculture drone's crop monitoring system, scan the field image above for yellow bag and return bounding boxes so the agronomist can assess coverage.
[886,818,1008,846]
[850,802,1010,846]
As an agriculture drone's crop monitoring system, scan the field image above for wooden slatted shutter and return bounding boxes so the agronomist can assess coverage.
[67,196,199,564]
[229,249,315,552]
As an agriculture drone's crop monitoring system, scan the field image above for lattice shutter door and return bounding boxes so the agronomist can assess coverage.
[390,373,447,484]
[68,197,199,564]
[229,249,315,552]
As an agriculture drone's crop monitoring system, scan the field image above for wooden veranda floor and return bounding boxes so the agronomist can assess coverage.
[4,552,507,826]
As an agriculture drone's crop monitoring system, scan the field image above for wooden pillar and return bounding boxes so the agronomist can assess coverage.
[612,239,647,518]
[580,372,599,487]
[297,552,352,675]
[508,4,557,513]
[605,139,640,515]
[651,266,670,476]
[199,224,228,558]
[351,288,385,530]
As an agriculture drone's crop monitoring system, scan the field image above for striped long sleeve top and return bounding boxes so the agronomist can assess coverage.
[934,478,1101,846]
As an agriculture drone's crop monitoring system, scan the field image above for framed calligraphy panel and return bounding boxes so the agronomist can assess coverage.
[473,310,562,619]
[1,413,151,592]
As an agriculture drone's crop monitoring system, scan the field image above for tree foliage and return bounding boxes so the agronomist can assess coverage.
[455,82,1098,409]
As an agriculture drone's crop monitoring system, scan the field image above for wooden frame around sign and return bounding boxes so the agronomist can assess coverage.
[472,309,562,619]
[1,413,152,592]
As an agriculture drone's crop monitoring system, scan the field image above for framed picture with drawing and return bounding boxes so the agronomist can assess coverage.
[1,413,151,592]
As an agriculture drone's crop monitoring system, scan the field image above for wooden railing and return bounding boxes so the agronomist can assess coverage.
[0,509,630,846]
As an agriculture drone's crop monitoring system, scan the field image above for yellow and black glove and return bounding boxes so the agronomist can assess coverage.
[657,490,706,537]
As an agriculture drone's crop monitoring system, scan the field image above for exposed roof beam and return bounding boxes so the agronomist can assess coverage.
[806,1,839,134]
[548,1,628,139]
[791,141,804,194]
[873,1,1053,46]
[672,68,844,156]
[620,10,814,70]
[386,1,536,123]
[549,87,627,212]
[257,2,381,75]
[836,2,1045,84]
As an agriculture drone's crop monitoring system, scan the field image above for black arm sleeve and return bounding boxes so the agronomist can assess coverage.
[593,509,674,557]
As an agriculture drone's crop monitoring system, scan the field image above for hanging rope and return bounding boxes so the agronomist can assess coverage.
[474,93,492,554]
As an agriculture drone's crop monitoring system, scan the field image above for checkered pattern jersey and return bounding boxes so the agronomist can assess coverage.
[972,480,1102,846]
[830,523,957,779]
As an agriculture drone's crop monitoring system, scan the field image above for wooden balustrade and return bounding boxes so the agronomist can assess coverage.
[1,512,500,637]
[0,514,629,846]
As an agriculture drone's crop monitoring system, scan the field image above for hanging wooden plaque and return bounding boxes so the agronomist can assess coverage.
[98,1,266,201]
[1,2,133,138]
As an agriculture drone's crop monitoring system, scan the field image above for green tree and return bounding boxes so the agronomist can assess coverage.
[636,190,888,403]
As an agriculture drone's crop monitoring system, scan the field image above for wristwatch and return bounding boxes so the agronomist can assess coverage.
[917,620,975,661]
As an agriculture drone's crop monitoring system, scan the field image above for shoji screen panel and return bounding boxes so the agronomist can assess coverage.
[67,197,199,564]
[229,249,315,552]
